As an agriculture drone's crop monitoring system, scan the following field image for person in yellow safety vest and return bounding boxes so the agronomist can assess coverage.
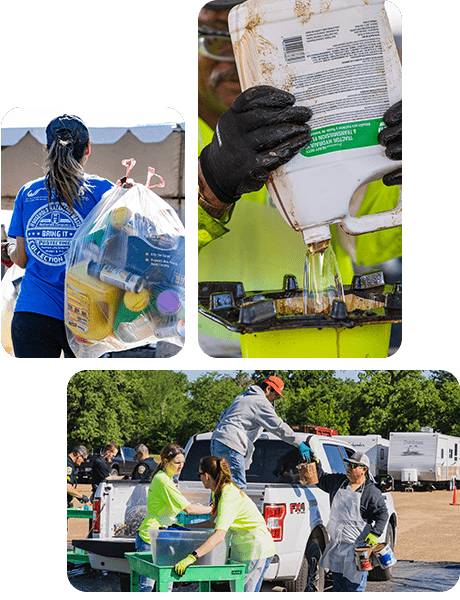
[174,456,275,592]
[198,0,402,358]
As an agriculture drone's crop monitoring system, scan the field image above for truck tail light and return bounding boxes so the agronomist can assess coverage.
[263,503,286,542]
[92,498,101,533]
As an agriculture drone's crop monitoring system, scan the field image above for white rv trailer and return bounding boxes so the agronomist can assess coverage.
[335,435,389,478]
[388,429,460,487]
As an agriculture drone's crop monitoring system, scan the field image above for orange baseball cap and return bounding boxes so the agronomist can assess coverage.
[264,375,285,398]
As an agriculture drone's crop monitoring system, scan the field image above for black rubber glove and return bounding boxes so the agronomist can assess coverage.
[378,100,402,186]
[79,495,90,504]
[200,85,312,204]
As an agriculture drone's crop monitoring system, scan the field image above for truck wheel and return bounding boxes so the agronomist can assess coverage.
[284,540,324,592]
[369,524,395,581]
[110,467,119,477]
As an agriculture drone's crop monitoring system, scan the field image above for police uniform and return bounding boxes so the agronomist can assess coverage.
[132,457,157,481]
[91,455,111,493]
[67,454,78,506]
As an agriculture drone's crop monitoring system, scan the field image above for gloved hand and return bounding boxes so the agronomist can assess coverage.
[298,442,311,461]
[174,554,197,576]
[79,495,90,504]
[200,85,312,204]
[310,451,320,464]
[378,100,402,186]
[1,242,14,268]
[365,532,379,547]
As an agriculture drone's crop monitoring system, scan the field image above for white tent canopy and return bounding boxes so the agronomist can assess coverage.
[2,116,185,220]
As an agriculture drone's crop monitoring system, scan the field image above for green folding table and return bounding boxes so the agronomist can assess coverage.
[125,552,246,592]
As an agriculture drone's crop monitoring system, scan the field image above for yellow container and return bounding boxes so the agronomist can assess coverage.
[240,322,392,358]
[66,261,123,341]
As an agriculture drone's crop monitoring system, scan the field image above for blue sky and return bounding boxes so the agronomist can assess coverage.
[177,370,362,382]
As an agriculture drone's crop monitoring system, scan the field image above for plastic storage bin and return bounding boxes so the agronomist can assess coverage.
[148,528,228,566]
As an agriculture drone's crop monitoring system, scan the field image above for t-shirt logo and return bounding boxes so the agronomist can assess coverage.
[26,203,83,266]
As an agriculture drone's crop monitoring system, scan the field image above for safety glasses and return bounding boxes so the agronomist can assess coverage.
[167,448,185,459]
[198,27,235,62]
[197,471,205,479]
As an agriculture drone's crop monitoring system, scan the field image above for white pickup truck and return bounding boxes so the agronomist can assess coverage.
[72,431,397,591]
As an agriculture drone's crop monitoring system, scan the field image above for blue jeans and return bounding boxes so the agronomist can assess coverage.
[210,439,247,490]
[331,571,368,592]
[135,534,155,592]
[253,557,273,592]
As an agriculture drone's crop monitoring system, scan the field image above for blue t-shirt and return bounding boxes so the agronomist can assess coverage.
[8,174,114,320]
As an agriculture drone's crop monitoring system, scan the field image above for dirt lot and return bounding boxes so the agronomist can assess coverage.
[67,485,460,562]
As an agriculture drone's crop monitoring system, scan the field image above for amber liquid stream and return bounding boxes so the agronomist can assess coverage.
[303,241,345,314]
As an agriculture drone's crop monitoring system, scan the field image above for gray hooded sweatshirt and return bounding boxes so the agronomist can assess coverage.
[211,385,298,467]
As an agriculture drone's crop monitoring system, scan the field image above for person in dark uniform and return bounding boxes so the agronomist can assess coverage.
[132,444,158,481]
[67,445,90,507]
[91,443,119,500]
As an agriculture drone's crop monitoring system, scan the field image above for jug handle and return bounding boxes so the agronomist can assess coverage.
[340,188,401,236]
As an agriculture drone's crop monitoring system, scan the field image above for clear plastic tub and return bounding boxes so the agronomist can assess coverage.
[148,528,228,566]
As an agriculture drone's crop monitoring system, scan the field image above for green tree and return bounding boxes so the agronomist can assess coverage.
[67,370,139,450]
[132,371,189,452]
[181,372,247,443]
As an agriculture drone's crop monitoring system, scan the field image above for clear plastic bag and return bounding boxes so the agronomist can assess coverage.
[1,263,25,356]
[64,161,185,358]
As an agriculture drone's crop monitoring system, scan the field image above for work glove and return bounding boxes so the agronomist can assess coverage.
[174,554,197,576]
[298,442,311,461]
[200,85,312,204]
[378,100,402,186]
[79,495,90,504]
[365,532,379,547]
[310,451,320,464]
[1,242,14,268]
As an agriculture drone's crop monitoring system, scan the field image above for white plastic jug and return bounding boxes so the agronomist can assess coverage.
[229,0,402,245]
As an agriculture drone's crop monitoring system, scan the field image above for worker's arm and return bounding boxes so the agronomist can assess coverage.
[194,528,227,558]
[362,487,389,537]
[183,502,213,515]
[6,237,28,269]
[67,482,90,504]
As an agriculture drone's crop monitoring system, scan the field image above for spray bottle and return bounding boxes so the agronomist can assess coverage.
[228,0,402,246]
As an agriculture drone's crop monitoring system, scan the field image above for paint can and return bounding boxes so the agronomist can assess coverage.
[297,460,319,486]
[372,543,397,569]
[354,547,374,571]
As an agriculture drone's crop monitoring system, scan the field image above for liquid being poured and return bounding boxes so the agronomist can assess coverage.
[303,241,345,314]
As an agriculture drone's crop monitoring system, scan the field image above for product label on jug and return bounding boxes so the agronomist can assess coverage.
[67,285,90,333]
[281,18,391,157]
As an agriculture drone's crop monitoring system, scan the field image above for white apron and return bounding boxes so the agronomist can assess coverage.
[320,482,371,584]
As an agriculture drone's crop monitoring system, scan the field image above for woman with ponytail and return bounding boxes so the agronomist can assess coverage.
[6,114,114,357]
[136,444,212,592]
[174,455,275,592]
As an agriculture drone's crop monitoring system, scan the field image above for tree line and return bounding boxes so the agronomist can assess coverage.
[67,370,459,454]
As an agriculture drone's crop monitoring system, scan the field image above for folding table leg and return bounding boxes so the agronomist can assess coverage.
[199,581,211,592]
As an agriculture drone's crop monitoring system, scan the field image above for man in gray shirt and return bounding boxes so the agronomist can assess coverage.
[210,375,311,489]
